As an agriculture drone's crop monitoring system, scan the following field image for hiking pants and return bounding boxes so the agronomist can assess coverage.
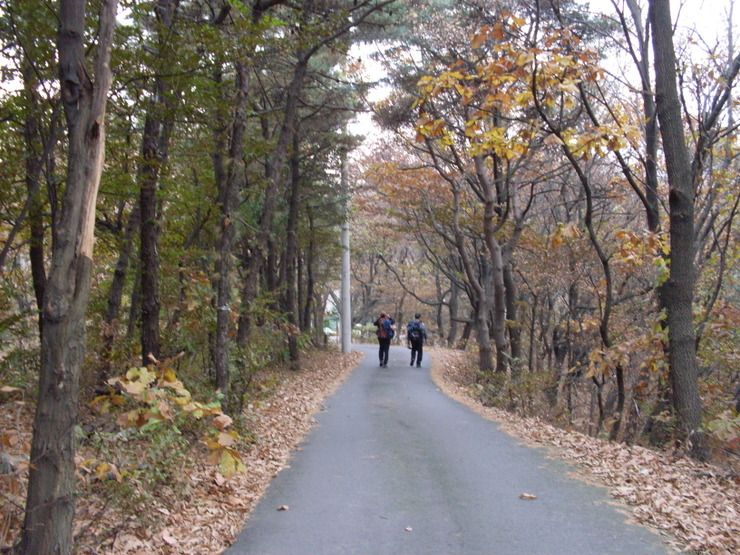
[378,338,391,366]
[410,340,423,366]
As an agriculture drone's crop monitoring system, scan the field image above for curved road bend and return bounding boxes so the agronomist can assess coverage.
[226,344,670,555]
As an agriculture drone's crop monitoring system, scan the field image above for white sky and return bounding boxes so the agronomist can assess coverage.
[588,0,738,42]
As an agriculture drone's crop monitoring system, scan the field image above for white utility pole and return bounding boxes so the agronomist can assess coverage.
[340,147,352,353]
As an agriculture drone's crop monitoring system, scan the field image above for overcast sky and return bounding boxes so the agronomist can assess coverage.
[348,0,739,140]
[587,0,738,44]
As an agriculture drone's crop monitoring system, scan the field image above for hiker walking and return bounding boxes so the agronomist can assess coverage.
[406,313,427,367]
[374,312,395,367]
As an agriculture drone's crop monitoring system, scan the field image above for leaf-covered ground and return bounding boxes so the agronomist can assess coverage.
[1,348,363,554]
[3,347,737,554]
[428,347,739,555]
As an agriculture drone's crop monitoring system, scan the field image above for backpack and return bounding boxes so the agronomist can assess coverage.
[407,321,422,342]
[377,317,394,339]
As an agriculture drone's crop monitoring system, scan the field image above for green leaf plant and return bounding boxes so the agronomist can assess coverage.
[90,360,246,479]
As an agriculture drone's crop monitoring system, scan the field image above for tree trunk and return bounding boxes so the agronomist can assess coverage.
[476,155,508,374]
[447,280,460,347]
[503,259,521,366]
[475,297,494,373]
[488,222,508,373]
[214,59,249,395]
[297,251,304,330]
[284,132,301,367]
[624,0,662,232]
[100,204,139,379]
[22,57,47,337]
[434,273,445,341]
[139,119,163,366]
[139,0,178,367]
[19,1,116,552]
[127,257,141,339]
[649,0,705,458]
[458,318,473,350]
[302,207,316,332]
[528,294,538,373]
[609,364,626,441]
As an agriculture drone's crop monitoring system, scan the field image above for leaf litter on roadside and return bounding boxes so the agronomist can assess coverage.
[1,349,363,554]
[429,347,739,555]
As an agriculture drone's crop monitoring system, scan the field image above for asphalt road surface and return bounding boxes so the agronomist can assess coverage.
[226,344,670,555]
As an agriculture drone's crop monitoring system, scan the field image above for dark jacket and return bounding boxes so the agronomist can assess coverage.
[406,319,427,343]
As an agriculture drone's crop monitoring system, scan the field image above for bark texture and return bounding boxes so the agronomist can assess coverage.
[19,1,117,552]
[214,59,249,394]
[139,0,178,366]
[101,204,140,379]
[284,132,302,366]
[649,0,705,458]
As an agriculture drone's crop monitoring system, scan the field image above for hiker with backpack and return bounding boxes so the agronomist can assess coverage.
[406,313,427,367]
[374,312,395,367]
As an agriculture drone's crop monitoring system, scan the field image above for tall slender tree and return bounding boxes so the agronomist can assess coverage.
[649,0,704,458]
[139,0,180,366]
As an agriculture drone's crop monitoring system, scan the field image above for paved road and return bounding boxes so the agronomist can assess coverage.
[226,344,669,555]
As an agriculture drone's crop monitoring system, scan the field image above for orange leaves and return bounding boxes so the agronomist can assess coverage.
[212,414,233,431]
[469,23,503,50]
[613,230,663,271]
[416,13,610,164]
[549,222,581,249]
[415,114,448,142]
[470,29,488,50]
[469,12,527,49]
[364,156,452,214]
[585,348,621,381]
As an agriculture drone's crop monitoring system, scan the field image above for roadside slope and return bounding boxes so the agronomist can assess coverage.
[428,347,739,555]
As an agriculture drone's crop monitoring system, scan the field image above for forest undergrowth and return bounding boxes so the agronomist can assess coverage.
[1,348,363,554]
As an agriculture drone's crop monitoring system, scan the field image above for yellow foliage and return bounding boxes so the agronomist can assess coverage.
[218,449,246,479]
[91,364,245,478]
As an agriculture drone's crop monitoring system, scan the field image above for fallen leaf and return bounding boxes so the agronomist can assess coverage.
[0,385,21,393]
[113,533,144,551]
[161,529,178,546]
[212,414,233,430]
[277,504,289,511]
